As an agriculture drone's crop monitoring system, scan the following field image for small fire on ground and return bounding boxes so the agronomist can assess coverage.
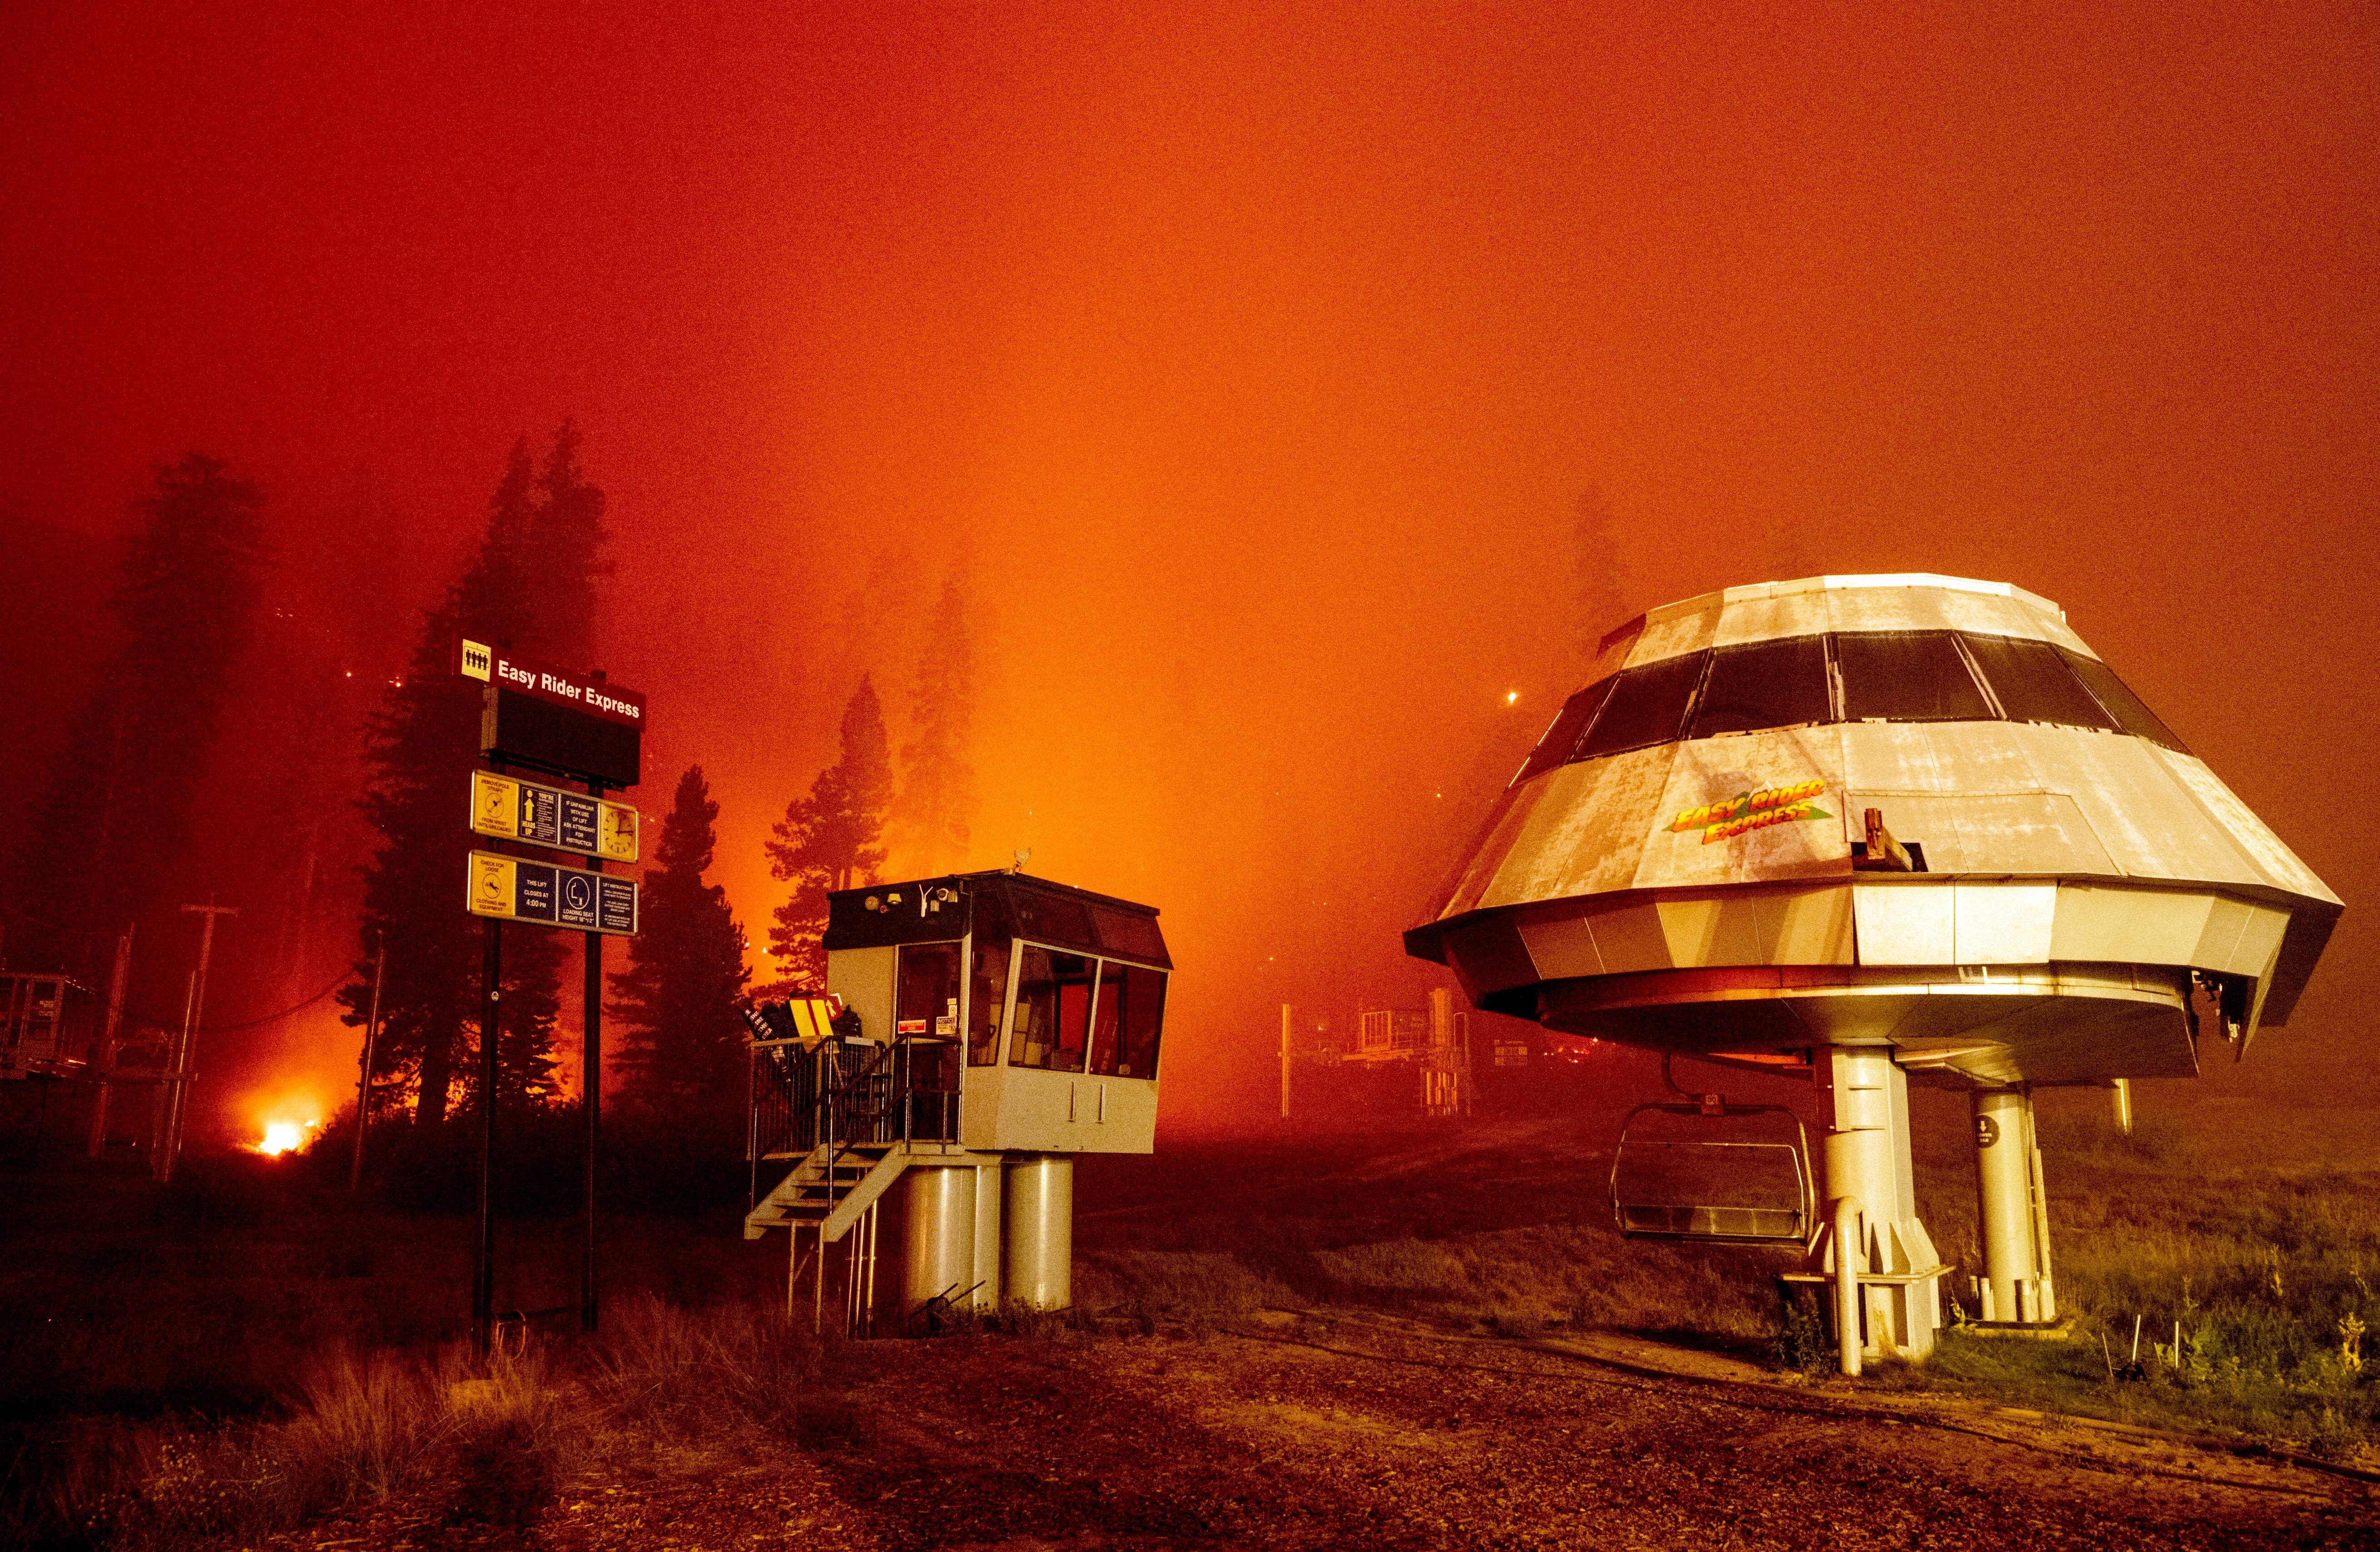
[255,1118,321,1157]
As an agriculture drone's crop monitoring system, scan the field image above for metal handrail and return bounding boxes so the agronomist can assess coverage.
[747,1031,961,1167]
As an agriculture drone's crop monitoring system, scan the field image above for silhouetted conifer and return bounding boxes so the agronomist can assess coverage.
[765,678,892,991]
[341,429,605,1126]
[891,577,979,876]
[609,766,749,1122]
[8,455,267,981]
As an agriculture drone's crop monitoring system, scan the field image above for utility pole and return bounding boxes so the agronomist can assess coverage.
[350,935,386,1191]
[85,926,133,1160]
[159,903,237,1184]
[1279,1004,1293,1122]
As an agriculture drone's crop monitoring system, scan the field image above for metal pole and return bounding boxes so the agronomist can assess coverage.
[1833,1194,1864,1377]
[86,926,132,1160]
[1279,1004,1292,1120]
[155,972,195,1173]
[162,903,237,1184]
[581,783,604,1336]
[350,935,385,1192]
[474,915,502,1360]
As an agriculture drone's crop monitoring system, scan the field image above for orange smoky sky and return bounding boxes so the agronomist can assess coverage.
[4,3,2375,1127]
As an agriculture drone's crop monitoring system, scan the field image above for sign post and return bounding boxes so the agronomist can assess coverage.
[457,639,644,1355]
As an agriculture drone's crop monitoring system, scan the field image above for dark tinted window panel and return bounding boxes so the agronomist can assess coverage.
[1092,905,1169,966]
[1958,634,2114,732]
[1010,888,1097,953]
[1512,679,1611,785]
[1835,632,1993,722]
[1577,651,1707,758]
[1687,637,1832,740]
[1117,964,1166,1079]
[2060,650,2188,753]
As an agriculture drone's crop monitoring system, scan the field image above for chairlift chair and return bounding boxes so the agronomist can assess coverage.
[1608,1100,1814,1244]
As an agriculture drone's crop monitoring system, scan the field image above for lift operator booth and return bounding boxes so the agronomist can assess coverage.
[744,871,1170,1332]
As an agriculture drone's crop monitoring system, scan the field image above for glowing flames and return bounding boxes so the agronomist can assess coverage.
[255,1118,320,1157]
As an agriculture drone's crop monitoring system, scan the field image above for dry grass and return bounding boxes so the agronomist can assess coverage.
[4,1298,823,1551]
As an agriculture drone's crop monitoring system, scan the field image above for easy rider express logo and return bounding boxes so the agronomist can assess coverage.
[1669,779,1832,845]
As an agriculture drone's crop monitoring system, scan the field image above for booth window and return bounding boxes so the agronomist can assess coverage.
[1577,650,1707,759]
[1958,633,2114,732]
[1835,632,1992,722]
[1009,946,1093,1073]
[1512,679,1612,786]
[895,942,961,1094]
[1087,961,1123,1076]
[1112,964,1166,1079]
[967,937,1010,1066]
[1687,637,1831,740]
[2059,650,2189,752]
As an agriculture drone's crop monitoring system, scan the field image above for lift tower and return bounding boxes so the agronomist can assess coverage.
[1407,574,2341,1367]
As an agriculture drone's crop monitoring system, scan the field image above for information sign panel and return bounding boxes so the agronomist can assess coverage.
[469,773,639,862]
[467,851,639,936]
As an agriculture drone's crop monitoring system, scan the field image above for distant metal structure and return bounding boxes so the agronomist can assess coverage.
[744,871,1170,1332]
[0,972,99,1082]
[1408,573,2342,1373]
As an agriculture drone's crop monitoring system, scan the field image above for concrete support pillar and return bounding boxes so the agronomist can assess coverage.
[902,1166,980,1315]
[1973,1087,2055,1324]
[1824,1049,1902,1229]
[1817,1048,1943,1360]
[1004,1154,1073,1310]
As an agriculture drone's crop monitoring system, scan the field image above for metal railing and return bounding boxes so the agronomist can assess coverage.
[746,1033,961,1205]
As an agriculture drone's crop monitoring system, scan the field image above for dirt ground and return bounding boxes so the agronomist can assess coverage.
[260,1312,2379,1552]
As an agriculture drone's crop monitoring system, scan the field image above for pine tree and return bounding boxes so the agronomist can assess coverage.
[340,430,602,1125]
[765,678,892,991]
[609,766,750,1120]
[9,455,267,980]
[891,577,979,877]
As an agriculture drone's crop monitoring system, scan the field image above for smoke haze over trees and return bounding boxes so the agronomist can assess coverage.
[765,678,892,992]
[8,456,268,996]
[892,576,980,878]
[4,2,2376,1140]
[608,765,749,1124]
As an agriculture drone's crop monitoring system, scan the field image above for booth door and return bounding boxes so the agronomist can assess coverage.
[895,943,962,1139]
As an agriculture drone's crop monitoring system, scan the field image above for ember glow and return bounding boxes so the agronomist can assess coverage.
[255,1119,318,1157]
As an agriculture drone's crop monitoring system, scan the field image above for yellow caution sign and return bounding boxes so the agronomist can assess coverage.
[472,772,520,838]
[468,851,517,917]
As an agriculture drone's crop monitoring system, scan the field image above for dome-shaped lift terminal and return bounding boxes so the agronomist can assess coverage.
[1406,574,2341,1373]
[743,872,1169,1332]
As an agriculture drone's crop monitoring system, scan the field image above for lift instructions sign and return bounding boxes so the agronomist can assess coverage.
[470,772,639,862]
[467,850,639,936]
